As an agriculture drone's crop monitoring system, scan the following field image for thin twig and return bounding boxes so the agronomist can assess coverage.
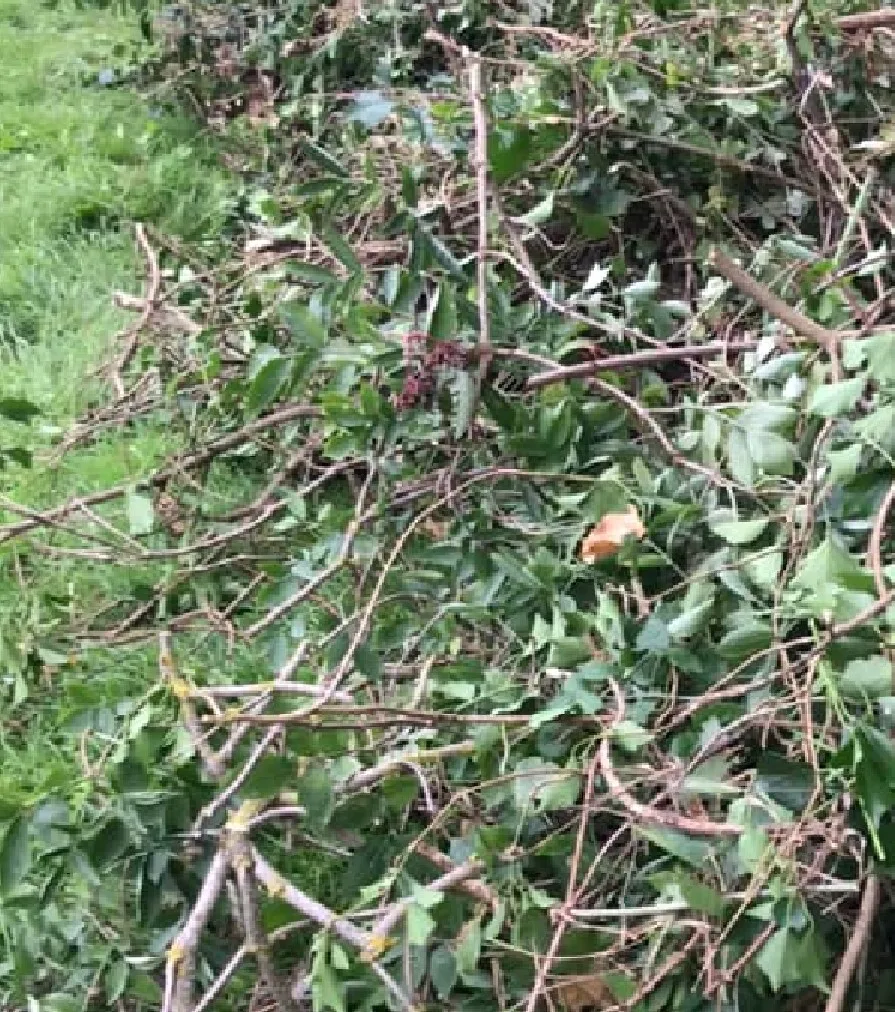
[525,341,758,390]
[822,873,880,1012]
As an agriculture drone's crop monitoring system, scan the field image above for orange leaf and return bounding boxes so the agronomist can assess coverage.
[581,505,645,563]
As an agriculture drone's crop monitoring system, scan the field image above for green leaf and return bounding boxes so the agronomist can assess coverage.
[708,510,769,545]
[807,377,864,417]
[297,766,333,828]
[828,443,863,482]
[636,826,711,868]
[296,138,349,177]
[455,917,482,976]
[747,429,795,475]
[667,600,714,641]
[311,957,345,1012]
[281,301,327,347]
[126,491,154,536]
[450,369,476,439]
[405,902,437,945]
[86,817,129,870]
[248,353,292,412]
[0,816,30,894]
[756,754,814,813]
[242,755,294,799]
[0,397,41,422]
[757,927,791,992]
[39,995,82,1012]
[840,655,892,700]
[489,125,532,182]
[322,224,364,276]
[429,945,458,999]
[865,331,895,383]
[429,283,457,340]
[726,427,754,484]
[717,622,772,660]
[650,870,726,915]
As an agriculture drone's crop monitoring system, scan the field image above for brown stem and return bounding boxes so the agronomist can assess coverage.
[708,248,837,351]
[822,873,880,1012]
[525,341,758,390]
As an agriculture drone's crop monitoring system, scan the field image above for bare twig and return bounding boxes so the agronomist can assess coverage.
[525,341,758,390]
[822,873,880,1012]
[469,50,491,424]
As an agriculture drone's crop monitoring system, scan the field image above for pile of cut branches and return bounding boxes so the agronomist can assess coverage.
[5,2,895,1010]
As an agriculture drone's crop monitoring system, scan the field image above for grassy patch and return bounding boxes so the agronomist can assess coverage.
[0,7,238,996]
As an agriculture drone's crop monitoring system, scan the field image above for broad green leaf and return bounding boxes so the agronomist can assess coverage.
[429,945,458,999]
[717,621,772,660]
[0,397,40,422]
[807,377,864,417]
[297,766,333,828]
[650,870,726,915]
[0,816,30,894]
[636,826,711,868]
[828,443,863,482]
[757,927,791,992]
[667,600,713,641]
[322,224,363,276]
[429,283,457,340]
[840,655,892,700]
[856,403,895,451]
[242,755,294,799]
[405,902,437,945]
[281,301,327,347]
[682,757,739,797]
[708,510,769,545]
[865,331,895,383]
[622,278,660,300]
[248,353,292,412]
[756,754,814,813]
[86,817,129,870]
[311,957,345,1012]
[126,491,154,536]
[610,720,653,753]
[726,427,754,485]
[455,917,482,976]
[39,996,81,1012]
[747,429,795,475]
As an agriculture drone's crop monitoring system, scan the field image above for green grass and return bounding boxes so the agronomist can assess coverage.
[0,0,232,868]
[0,0,233,411]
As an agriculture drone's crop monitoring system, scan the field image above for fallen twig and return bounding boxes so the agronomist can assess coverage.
[822,872,880,1012]
[525,341,758,390]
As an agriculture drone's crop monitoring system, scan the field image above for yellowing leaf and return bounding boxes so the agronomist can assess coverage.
[581,506,645,563]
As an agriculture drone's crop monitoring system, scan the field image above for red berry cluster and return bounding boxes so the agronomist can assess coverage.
[394,335,470,411]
